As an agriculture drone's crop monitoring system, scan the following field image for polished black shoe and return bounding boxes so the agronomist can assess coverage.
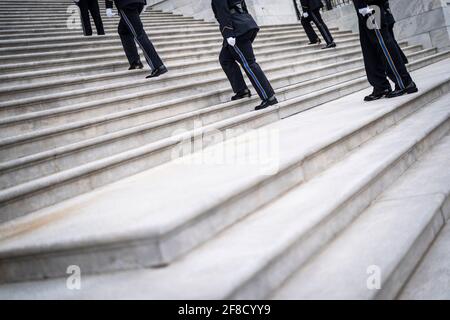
[128,61,144,70]
[364,88,392,101]
[321,42,336,49]
[146,65,168,78]
[255,96,278,111]
[308,38,321,45]
[386,81,419,98]
[231,89,251,101]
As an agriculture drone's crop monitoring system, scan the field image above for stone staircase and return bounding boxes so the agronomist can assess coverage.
[0,0,449,299]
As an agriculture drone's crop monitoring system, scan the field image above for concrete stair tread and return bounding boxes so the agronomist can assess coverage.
[398,222,450,300]
[0,77,449,297]
[272,132,450,300]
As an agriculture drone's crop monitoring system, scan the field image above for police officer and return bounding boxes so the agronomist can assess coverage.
[105,0,167,77]
[74,0,105,36]
[212,0,278,111]
[300,0,336,49]
[354,0,418,101]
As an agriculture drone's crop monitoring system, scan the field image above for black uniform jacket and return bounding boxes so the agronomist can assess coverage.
[105,0,146,9]
[211,0,259,39]
[299,0,324,12]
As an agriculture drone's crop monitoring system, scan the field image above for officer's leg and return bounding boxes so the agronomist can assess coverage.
[118,4,164,71]
[375,24,413,90]
[359,22,391,92]
[232,32,275,101]
[388,23,408,64]
[301,16,319,43]
[118,17,141,66]
[219,46,248,94]
[88,0,105,35]
[310,9,334,45]
[77,0,92,36]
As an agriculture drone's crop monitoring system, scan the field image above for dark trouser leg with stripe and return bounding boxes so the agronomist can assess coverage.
[359,19,412,91]
[118,3,164,71]
[77,0,93,36]
[301,16,319,43]
[87,0,105,35]
[386,22,409,87]
[220,30,275,101]
[310,9,334,45]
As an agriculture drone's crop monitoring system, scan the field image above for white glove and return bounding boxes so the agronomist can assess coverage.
[106,8,115,17]
[143,5,149,12]
[358,6,374,17]
[302,12,309,18]
[227,37,236,47]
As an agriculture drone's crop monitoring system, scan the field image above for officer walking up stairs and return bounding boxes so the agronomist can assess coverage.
[105,0,168,77]
[74,0,105,36]
[299,0,336,49]
[354,0,418,101]
[212,0,278,111]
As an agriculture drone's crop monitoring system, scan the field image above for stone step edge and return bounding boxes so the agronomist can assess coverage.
[0,68,448,284]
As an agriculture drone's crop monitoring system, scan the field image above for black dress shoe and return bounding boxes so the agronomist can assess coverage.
[386,81,419,98]
[255,96,278,111]
[128,61,144,70]
[146,65,168,78]
[231,89,252,101]
[308,38,321,45]
[364,88,392,101]
[321,42,336,49]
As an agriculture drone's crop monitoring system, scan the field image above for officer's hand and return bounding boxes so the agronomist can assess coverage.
[106,8,116,18]
[227,37,236,47]
[302,12,309,18]
[143,5,149,12]
[358,7,374,17]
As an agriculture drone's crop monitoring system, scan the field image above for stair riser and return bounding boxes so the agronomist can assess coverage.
[3,74,449,283]
[0,45,364,117]
[376,206,445,300]
[0,78,371,225]
[0,33,354,78]
[0,69,367,189]
[1,58,368,143]
[0,42,366,101]
[231,116,450,300]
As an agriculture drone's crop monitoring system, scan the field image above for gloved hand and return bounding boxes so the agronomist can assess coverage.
[106,8,115,17]
[302,12,309,18]
[227,37,236,47]
[143,5,149,12]
[358,6,374,17]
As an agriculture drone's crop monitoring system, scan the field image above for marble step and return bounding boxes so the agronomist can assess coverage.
[0,65,368,189]
[0,31,351,79]
[272,131,450,300]
[0,39,373,103]
[0,38,366,118]
[399,223,450,300]
[0,59,448,287]
[0,46,431,159]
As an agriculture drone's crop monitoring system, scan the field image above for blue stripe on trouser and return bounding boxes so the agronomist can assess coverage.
[233,45,268,100]
[372,20,405,90]
[119,9,155,70]
[310,11,332,44]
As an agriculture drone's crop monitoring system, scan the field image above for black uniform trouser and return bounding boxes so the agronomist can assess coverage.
[117,3,164,70]
[219,30,275,101]
[386,22,409,87]
[77,0,105,36]
[300,9,334,45]
[359,17,413,92]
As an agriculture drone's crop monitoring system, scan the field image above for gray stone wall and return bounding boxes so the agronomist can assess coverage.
[149,0,299,25]
[321,0,450,52]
